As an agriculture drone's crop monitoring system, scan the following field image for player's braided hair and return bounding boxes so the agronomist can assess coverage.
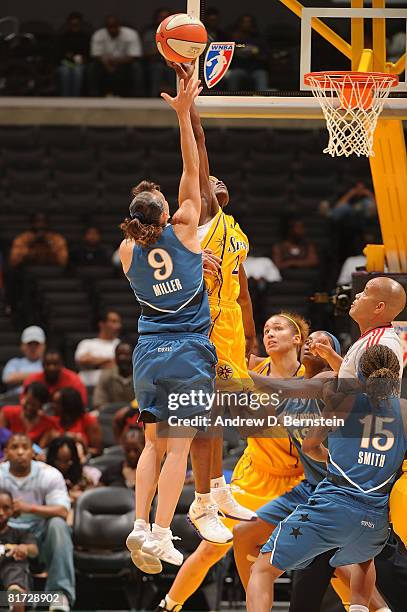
[121,181,165,247]
[359,344,400,404]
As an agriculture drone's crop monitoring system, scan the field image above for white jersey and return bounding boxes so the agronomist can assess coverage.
[339,325,403,379]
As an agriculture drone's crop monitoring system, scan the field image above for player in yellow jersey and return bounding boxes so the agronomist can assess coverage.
[155,311,309,612]
[163,60,257,548]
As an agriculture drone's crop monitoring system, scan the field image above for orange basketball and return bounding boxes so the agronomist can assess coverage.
[156,13,208,63]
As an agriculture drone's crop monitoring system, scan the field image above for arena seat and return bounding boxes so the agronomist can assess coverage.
[86,127,130,148]
[97,402,129,447]
[268,129,319,154]
[45,304,92,320]
[100,154,146,176]
[246,175,290,197]
[52,154,97,176]
[295,175,338,198]
[52,175,96,198]
[0,127,39,150]
[73,487,143,610]
[48,316,93,335]
[148,151,182,174]
[225,129,268,152]
[38,126,85,150]
[207,151,246,175]
[249,151,296,175]
[4,150,46,172]
[88,453,122,471]
[140,128,178,152]
[44,291,89,306]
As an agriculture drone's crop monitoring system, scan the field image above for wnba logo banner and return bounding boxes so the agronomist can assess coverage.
[204,42,235,89]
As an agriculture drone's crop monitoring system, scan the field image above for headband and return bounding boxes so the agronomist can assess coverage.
[131,211,146,224]
[278,314,303,339]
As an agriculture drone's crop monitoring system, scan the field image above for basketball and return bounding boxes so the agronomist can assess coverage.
[156,13,207,63]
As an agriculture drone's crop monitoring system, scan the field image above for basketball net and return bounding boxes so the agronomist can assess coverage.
[305,72,399,157]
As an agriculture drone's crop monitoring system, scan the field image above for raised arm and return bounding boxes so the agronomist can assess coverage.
[161,78,202,232]
[237,265,256,358]
[169,62,217,222]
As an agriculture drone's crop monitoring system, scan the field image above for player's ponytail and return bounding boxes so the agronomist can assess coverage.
[359,345,400,405]
[121,189,165,247]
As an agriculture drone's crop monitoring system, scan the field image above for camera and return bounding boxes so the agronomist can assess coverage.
[310,285,352,317]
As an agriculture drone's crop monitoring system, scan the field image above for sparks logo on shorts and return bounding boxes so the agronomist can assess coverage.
[204,42,235,89]
[158,346,172,352]
[361,520,375,529]
[217,363,234,380]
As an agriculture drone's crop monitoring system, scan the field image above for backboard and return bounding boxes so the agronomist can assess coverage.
[188,0,407,119]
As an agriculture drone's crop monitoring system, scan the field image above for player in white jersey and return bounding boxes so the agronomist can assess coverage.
[310,277,405,379]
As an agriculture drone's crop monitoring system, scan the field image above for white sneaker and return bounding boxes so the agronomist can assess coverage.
[49,593,70,612]
[211,485,257,522]
[126,520,162,574]
[142,529,183,566]
[155,599,183,611]
[187,499,233,544]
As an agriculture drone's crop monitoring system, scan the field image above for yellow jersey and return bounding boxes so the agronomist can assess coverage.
[201,209,249,306]
[245,358,306,475]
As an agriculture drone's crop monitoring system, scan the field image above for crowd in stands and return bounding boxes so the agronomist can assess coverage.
[0,280,143,609]
[0,7,316,97]
[0,118,384,607]
[0,8,284,96]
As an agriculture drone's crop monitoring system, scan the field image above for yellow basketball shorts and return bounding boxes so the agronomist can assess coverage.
[222,449,304,531]
[390,460,407,547]
[209,302,249,390]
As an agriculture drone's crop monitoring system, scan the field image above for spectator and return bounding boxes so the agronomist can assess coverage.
[49,388,102,455]
[75,311,122,387]
[112,400,141,442]
[99,428,144,488]
[9,212,68,268]
[143,7,175,97]
[47,436,100,524]
[0,434,74,610]
[70,226,110,266]
[330,182,377,265]
[93,341,134,410]
[272,219,319,271]
[88,15,143,97]
[337,232,378,286]
[56,12,90,96]
[0,487,39,610]
[204,7,226,43]
[243,255,282,283]
[24,349,88,406]
[224,14,269,91]
[0,382,59,447]
[2,326,46,394]
[331,182,376,223]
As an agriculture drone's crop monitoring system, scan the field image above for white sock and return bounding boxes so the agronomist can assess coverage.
[211,476,227,489]
[349,606,369,612]
[134,518,148,530]
[152,523,171,537]
[376,608,392,612]
[165,594,182,609]
[194,491,213,505]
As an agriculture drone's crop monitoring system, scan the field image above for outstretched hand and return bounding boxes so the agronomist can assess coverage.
[161,77,202,114]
